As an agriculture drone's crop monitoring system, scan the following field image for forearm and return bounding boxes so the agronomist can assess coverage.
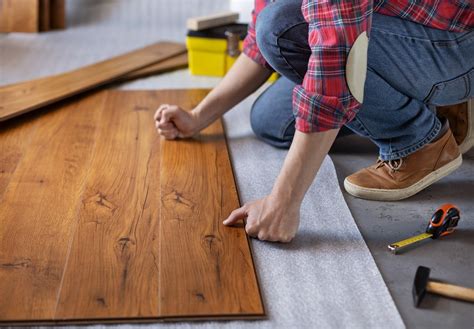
[193,54,272,129]
[272,129,340,204]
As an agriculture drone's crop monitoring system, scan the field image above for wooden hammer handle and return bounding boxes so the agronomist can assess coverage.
[427,281,474,303]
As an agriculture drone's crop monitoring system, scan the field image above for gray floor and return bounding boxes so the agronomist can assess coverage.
[331,137,474,329]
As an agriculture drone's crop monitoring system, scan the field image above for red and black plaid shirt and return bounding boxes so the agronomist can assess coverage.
[243,0,473,133]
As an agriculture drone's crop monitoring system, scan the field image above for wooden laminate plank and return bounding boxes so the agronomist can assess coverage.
[186,11,239,31]
[159,90,265,318]
[0,90,263,324]
[0,42,186,122]
[39,0,50,31]
[0,92,107,322]
[0,0,40,33]
[0,52,188,90]
[119,52,188,81]
[0,118,39,202]
[55,91,162,320]
[49,0,65,29]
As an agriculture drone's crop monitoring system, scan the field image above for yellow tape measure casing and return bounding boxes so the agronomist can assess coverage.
[389,232,433,250]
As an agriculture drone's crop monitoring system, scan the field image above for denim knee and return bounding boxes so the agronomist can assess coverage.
[255,4,279,66]
[256,2,303,71]
[255,1,309,84]
[250,95,295,149]
[250,104,266,140]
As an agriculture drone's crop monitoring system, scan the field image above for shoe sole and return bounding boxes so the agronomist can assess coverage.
[459,98,474,154]
[344,154,463,201]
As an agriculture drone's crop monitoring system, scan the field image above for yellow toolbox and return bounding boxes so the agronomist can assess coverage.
[186,23,278,81]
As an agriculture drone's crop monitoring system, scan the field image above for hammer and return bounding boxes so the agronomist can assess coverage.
[413,266,474,307]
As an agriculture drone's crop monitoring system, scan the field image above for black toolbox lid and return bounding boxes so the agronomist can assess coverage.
[187,23,248,40]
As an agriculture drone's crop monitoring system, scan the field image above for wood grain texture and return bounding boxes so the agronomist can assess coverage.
[0,92,107,321]
[0,117,38,202]
[119,52,188,81]
[160,90,264,318]
[0,90,264,324]
[0,42,186,122]
[0,0,40,33]
[49,0,65,29]
[0,52,188,91]
[56,91,162,320]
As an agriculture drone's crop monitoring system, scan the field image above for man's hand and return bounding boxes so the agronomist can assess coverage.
[154,104,200,139]
[153,55,271,140]
[223,129,339,243]
[223,194,300,243]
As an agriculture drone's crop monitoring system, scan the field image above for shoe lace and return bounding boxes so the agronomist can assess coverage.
[376,158,404,172]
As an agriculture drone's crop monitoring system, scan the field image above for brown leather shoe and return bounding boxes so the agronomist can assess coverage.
[437,99,473,154]
[344,128,462,201]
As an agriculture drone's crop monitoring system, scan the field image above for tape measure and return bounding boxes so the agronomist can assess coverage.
[388,204,460,254]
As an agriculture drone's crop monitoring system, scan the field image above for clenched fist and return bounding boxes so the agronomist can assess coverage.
[154,104,201,139]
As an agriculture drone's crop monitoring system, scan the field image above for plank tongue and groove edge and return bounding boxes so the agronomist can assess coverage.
[0,90,264,324]
[159,90,265,319]
[0,42,186,122]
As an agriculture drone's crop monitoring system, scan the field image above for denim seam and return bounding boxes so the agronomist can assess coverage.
[350,116,371,137]
[379,119,442,160]
[275,21,309,82]
[371,27,434,43]
[371,27,474,46]
[279,116,296,139]
[424,68,474,104]
[252,84,271,112]
[432,31,474,47]
[463,74,471,99]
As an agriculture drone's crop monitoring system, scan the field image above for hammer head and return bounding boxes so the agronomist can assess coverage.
[413,266,431,307]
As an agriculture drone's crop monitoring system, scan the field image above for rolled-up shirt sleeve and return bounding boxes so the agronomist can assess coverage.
[293,0,373,133]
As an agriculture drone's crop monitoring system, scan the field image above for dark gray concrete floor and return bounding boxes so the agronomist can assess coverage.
[330,136,474,329]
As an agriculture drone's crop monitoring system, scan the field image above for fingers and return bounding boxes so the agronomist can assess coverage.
[245,223,258,238]
[223,206,248,226]
[224,199,298,243]
[156,121,178,138]
[154,105,181,139]
[154,104,179,125]
[257,231,269,241]
[154,104,169,122]
[160,106,179,125]
[159,128,179,140]
[279,235,294,243]
[156,122,175,130]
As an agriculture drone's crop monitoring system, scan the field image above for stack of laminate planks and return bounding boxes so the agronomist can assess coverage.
[0,89,265,324]
[0,42,189,121]
[0,0,65,33]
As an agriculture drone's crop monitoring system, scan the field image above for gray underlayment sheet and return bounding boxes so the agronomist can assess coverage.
[0,0,404,327]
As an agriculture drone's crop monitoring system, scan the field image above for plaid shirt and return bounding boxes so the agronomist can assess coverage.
[243,1,474,133]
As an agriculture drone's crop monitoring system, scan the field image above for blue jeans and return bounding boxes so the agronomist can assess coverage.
[250,0,474,160]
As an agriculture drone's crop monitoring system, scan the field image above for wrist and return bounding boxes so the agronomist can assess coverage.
[190,106,210,131]
[270,183,303,209]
